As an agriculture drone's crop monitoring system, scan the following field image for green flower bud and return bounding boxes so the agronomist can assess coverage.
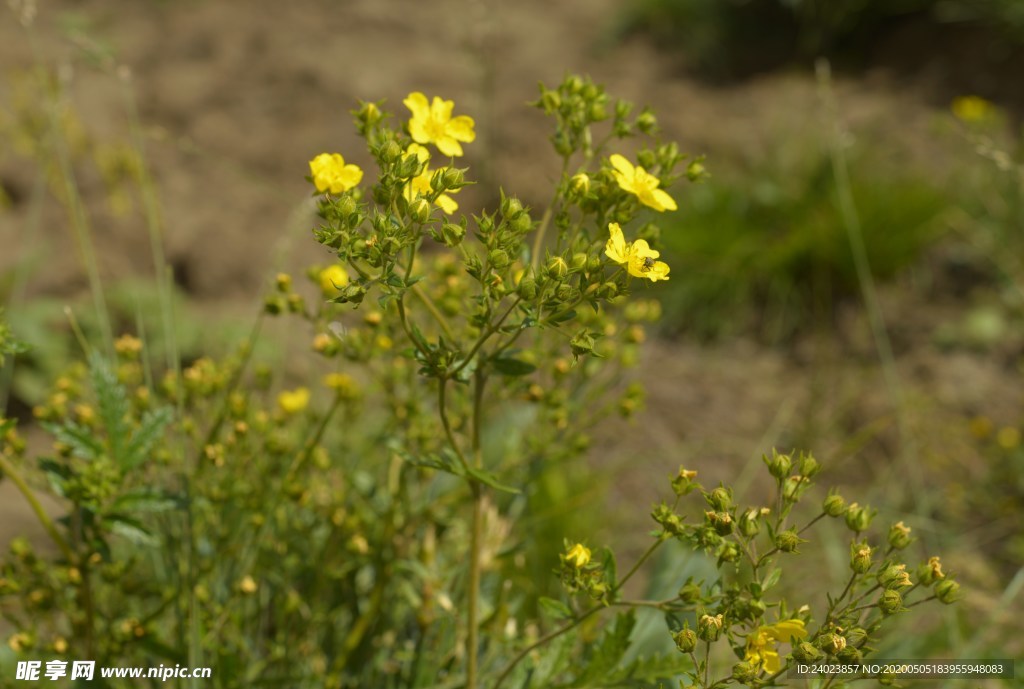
[782,475,807,502]
[888,521,913,550]
[540,89,561,113]
[738,508,761,537]
[705,510,733,536]
[501,196,524,219]
[566,75,584,94]
[918,556,945,586]
[546,256,569,281]
[731,662,758,684]
[677,580,702,604]
[818,632,846,655]
[570,252,588,272]
[651,502,685,536]
[799,452,821,477]
[850,541,872,574]
[687,160,708,182]
[671,468,698,496]
[845,627,868,647]
[823,492,847,517]
[336,194,357,217]
[441,166,465,189]
[357,101,383,127]
[569,172,590,197]
[588,103,607,121]
[264,295,286,315]
[844,502,874,533]
[717,541,741,564]
[380,140,402,163]
[935,579,960,604]
[879,589,904,616]
[697,613,723,642]
[488,249,511,269]
[763,449,792,479]
[409,197,431,223]
[775,529,803,553]
[636,108,658,134]
[672,625,697,654]
[437,222,465,247]
[792,641,821,663]
[705,486,733,511]
[599,282,619,300]
[837,646,863,664]
[517,276,538,300]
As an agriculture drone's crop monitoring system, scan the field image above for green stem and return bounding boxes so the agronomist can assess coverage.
[465,368,487,689]
[530,156,571,270]
[448,297,521,378]
[0,454,74,562]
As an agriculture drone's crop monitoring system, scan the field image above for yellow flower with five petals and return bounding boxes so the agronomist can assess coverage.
[609,154,677,212]
[404,92,476,157]
[744,619,808,674]
[309,153,363,194]
[402,143,460,214]
[605,223,670,281]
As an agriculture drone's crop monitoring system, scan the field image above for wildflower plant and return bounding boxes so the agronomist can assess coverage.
[0,75,956,688]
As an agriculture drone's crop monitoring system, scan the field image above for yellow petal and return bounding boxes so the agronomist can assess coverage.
[403,92,430,120]
[631,239,659,259]
[431,96,455,123]
[436,193,459,214]
[646,261,670,281]
[337,164,363,191]
[763,649,781,674]
[609,154,634,178]
[765,619,807,642]
[651,188,678,212]
[604,223,628,264]
[406,143,431,163]
[435,135,464,157]
[409,119,430,145]
[446,115,476,142]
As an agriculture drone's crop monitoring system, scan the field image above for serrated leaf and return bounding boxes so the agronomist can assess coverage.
[538,596,573,620]
[123,406,172,470]
[491,355,537,377]
[464,465,521,494]
[88,350,131,466]
[42,421,103,461]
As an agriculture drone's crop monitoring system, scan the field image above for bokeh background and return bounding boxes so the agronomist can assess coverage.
[2,0,1023,677]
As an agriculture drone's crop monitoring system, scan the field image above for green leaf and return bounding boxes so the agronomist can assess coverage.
[111,489,180,514]
[538,596,573,620]
[464,465,521,494]
[88,350,131,466]
[104,515,158,546]
[123,406,173,470]
[491,354,536,377]
[548,309,577,324]
[762,568,782,592]
[42,421,103,462]
[572,610,636,686]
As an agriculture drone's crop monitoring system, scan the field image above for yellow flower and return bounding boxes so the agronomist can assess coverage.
[239,575,258,595]
[402,143,460,213]
[609,154,677,212]
[997,426,1021,450]
[309,153,363,194]
[745,619,807,674]
[565,543,591,568]
[404,92,476,157]
[277,387,310,414]
[605,223,670,281]
[952,95,995,123]
[319,264,349,297]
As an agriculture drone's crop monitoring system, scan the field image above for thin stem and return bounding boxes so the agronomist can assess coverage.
[448,297,521,378]
[437,379,470,472]
[0,453,74,562]
[465,368,487,689]
[530,156,571,270]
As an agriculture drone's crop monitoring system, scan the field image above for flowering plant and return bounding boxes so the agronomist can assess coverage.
[0,76,955,689]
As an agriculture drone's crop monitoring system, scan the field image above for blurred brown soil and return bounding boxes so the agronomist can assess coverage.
[0,0,1021,650]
